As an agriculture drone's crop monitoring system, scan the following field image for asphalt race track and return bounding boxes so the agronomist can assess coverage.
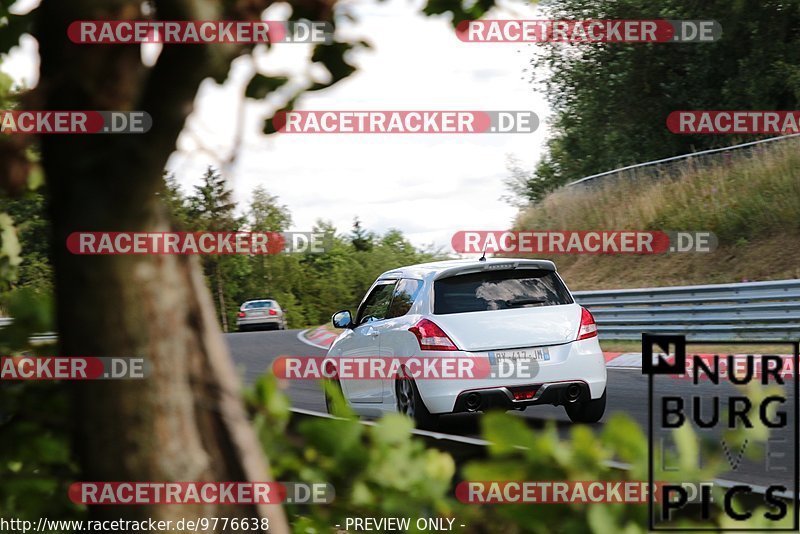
[227,329,797,492]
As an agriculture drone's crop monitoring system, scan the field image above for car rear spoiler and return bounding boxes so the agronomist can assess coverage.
[433,259,556,281]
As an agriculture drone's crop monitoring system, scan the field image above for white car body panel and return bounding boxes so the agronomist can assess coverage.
[432,304,582,351]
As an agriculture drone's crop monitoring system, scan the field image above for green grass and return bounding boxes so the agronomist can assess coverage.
[517,139,800,243]
[512,139,800,289]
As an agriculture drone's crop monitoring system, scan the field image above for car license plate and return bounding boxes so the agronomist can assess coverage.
[489,348,550,365]
[251,311,266,316]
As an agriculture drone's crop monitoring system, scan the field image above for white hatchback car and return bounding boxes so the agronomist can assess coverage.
[325,258,607,427]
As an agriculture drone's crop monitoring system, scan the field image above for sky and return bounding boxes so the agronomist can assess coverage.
[2,0,549,251]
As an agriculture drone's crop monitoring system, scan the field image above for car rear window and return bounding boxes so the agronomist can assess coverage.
[433,269,573,315]
[244,301,273,309]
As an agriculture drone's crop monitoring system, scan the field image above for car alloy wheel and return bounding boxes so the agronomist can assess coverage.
[396,372,416,418]
[395,366,438,429]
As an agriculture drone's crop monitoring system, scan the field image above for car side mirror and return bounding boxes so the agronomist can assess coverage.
[332,310,353,329]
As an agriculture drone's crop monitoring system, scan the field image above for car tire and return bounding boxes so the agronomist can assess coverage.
[324,377,344,415]
[565,389,606,424]
[395,367,438,430]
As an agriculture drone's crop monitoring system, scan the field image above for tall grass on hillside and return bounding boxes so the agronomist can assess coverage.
[516,140,800,244]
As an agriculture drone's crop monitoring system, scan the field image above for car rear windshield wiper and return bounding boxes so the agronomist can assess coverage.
[504,297,548,308]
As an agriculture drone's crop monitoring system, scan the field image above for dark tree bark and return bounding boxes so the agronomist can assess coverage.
[34,0,289,531]
[216,264,229,333]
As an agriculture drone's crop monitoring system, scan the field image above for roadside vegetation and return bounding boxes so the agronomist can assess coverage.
[162,169,445,330]
[502,0,800,289]
[1,166,443,331]
[506,0,800,202]
[514,139,800,289]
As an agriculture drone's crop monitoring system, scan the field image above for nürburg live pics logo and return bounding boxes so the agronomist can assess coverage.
[643,333,799,531]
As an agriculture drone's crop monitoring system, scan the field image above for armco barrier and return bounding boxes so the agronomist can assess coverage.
[573,279,800,341]
[288,408,490,465]
[0,317,57,345]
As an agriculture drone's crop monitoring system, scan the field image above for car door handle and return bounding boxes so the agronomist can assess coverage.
[366,327,380,338]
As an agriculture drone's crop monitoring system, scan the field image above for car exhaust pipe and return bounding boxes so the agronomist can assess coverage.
[566,384,581,402]
[465,392,481,411]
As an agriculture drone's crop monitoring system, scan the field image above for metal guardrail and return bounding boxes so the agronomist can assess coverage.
[567,133,800,188]
[5,280,800,343]
[573,279,800,341]
[0,317,57,345]
[289,408,490,464]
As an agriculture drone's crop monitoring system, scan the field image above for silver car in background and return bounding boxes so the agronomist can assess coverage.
[236,299,287,331]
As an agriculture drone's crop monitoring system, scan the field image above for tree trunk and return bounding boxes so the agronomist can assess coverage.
[35,1,288,531]
[216,263,229,333]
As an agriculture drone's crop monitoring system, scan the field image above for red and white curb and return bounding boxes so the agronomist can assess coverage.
[604,352,796,377]
[604,352,647,370]
[298,326,338,350]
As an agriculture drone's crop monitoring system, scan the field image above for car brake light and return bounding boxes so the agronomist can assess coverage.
[577,307,598,340]
[409,319,458,351]
[269,309,278,316]
[237,311,246,318]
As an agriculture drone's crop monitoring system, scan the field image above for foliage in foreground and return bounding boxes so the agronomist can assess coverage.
[246,375,794,533]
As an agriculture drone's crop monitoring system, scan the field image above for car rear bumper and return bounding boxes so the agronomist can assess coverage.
[237,316,281,328]
[452,381,592,413]
[414,337,607,414]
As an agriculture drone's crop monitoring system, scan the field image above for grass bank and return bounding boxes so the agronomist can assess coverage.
[514,139,800,289]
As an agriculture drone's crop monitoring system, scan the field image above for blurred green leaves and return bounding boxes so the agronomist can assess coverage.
[423,0,504,26]
[0,212,21,283]
[247,371,794,533]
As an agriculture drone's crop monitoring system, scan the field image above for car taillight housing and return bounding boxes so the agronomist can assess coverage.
[577,307,598,340]
[409,319,458,351]
[237,311,246,318]
[269,309,278,316]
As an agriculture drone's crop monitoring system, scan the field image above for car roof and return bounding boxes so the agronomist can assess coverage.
[376,258,557,282]
[242,299,275,304]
